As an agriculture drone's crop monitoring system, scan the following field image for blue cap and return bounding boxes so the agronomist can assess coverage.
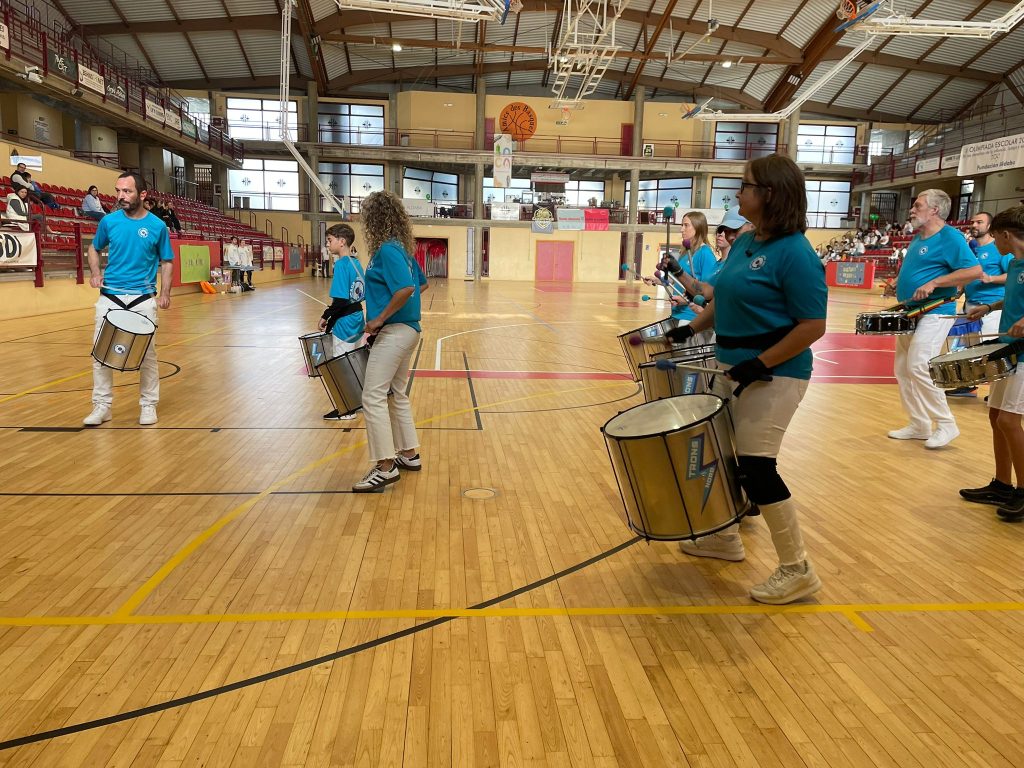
[719,210,749,230]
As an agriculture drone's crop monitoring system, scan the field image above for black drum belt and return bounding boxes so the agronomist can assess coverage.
[716,324,796,350]
[101,292,156,310]
[334,301,363,318]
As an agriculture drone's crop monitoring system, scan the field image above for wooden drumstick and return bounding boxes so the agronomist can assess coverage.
[654,359,719,375]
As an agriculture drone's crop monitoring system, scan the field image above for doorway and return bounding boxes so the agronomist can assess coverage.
[536,241,573,281]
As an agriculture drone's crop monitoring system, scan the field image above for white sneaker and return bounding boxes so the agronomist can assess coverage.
[679,532,745,562]
[83,405,111,426]
[924,423,959,449]
[750,561,822,605]
[139,405,158,425]
[887,424,931,440]
[352,464,400,493]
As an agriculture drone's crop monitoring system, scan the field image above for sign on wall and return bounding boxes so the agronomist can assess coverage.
[490,201,520,221]
[145,99,165,124]
[493,133,513,188]
[957,132,1024,176]
[0,231,37,266]
[584,208,610,231]
[0,23,9,50]
[403,198,434,217]
[164,110,182,131]
[531,206,555,234]
[47,49,78,82]
[106,81,127,106]
[77,64,104,95]
[556,208,584,231]
[835,262,866,286]
[33,117,50,143]
[498,102,538,141]
[11,155,43,170]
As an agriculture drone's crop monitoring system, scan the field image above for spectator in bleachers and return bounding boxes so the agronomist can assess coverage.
[224,235,240,266]
[81,186,107,221]
[163,201,182,233]
[903,219,915,235]
[4,187,55,234]
[10,164,58,210]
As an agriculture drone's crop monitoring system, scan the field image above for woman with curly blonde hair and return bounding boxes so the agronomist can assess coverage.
[352,191,423,492]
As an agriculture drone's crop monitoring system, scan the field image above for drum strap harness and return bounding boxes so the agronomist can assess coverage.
[322,299,363,333]
[717,324,796,351]
[100,291,156,310]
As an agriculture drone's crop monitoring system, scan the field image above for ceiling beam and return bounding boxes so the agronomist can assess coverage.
[763,11,853,113]
[163,75,309,90]
[323,33,798,64]
[624,0,679,100]
[295,0,330,93]
[802,100,934,124]
[81,14,281,35]
[819,48,1002,83]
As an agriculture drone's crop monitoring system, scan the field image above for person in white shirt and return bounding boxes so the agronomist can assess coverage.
[238,239,255,290]
[81,186,106,221]
[223,236,240,266]
[4,187,53,233]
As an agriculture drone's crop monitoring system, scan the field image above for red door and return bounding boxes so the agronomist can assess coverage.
[536,241,573,281]
[620,123,634,156]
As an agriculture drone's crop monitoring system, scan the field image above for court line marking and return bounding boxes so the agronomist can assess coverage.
[433,320,624,370]
[9,601,1024,630]
[113,380,631,617]
[296,288,328,307]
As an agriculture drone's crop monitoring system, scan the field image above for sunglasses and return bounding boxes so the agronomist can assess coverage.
[739,181,769,192]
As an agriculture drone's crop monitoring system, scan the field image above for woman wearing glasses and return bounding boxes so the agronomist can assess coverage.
[666,154,828,605]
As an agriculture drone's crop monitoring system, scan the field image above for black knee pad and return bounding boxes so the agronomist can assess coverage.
[737,455,791,505]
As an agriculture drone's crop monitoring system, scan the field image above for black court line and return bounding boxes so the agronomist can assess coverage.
[463,352,484,431]
[0,322,94,345]
[0,535,642,751]
[482,384,642,415]
[18,427,85,433]
[406,337,423,397]
[0,425,482,432]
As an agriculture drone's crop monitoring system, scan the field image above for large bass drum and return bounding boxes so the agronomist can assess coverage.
[316,346,371,416]
[602,394,751,541]
[639,345,718,402]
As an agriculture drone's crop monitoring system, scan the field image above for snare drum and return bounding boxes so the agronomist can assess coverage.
[299,332,332,377]
[316,346,370,416]
[617,318,676,381]
[639,345,718,402]
[91,309,156,372]
[928,342,1021,389]
[855,309,917,335]
[602,394,750,541]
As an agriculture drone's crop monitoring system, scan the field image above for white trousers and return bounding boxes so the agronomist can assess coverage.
[964,303,1002,338]
[362,323,420,462]
[92,295,160,407]
[895,313,956,429]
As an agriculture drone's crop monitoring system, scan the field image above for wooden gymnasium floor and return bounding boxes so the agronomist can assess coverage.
[0,275,1021,767]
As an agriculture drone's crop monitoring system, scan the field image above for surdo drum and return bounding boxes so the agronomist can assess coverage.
[91,309,156,372]
[928,342,1022,389]
[639,345,718,402]
[602,394,751,541]
[299,331,332,378]
[316,346,371,417]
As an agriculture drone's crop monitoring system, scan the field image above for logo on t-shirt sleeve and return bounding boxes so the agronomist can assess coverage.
[351,277,365,302]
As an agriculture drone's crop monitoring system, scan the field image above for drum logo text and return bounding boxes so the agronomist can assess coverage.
[685,435,718,512]
[682,373,699,394]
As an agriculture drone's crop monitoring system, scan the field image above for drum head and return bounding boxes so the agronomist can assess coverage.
[936,343,1009,361]
[106,308,155,334]
[603,394,723,438]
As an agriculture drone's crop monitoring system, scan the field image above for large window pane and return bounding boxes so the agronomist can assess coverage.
[711,177,741,210]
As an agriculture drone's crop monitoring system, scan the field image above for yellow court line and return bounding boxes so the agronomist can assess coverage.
[114,380,632,617]
[7,601,1024,628]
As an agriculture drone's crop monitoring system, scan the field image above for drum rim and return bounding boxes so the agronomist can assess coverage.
[616,316,676,339]
[930,342,1012,363]
[299,331,330,341]
[314,345,370,373]
[103,308,156,334]
[600,393,725,439]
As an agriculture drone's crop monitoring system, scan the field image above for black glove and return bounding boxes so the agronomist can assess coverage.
[989,339,1024,361]
[660,254,683,277]
[726,357,773,397]
[665,324,695,344]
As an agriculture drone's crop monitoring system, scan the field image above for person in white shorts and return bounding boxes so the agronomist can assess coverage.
[961,206,1024,521]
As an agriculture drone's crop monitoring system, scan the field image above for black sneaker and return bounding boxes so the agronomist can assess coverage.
[960,478,1015,505]
[997,489,1024,521]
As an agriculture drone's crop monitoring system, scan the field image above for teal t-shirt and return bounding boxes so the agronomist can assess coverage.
[707,230,827,380]
[998,257,1024,342]
[329,255,366,344]
[896,225,978,313]
[365,240,422,332]
[964,241,1012,306]
[671,244,718,322]
[93,210,174,294]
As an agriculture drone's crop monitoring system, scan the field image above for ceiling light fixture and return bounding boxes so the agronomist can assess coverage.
[721,60,733,68]
[392,42,402,52]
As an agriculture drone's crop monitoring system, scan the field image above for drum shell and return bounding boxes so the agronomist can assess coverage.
[316,346,370,416]
[855,311,917,335]
[928,346,1019,388]
[602,395,750,541]
[639,346,717,402]
[91,312,155,372]
[617,319,675,382]
[299,332,331,378]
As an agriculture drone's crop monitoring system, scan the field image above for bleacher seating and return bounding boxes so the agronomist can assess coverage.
[1,179,298,277]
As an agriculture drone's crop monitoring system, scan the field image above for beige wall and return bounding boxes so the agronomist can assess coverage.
[16,96,64,147]
[0,138,121,191]
[89,125,118,156]
[984,168,1024,210]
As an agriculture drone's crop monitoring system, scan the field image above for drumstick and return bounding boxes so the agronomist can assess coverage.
[654,359,720,375]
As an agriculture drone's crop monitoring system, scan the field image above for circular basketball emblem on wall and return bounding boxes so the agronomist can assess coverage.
[499,102,538,141]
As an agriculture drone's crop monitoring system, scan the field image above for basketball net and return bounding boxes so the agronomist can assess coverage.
[509,0,523,11]
[836,0,857,20]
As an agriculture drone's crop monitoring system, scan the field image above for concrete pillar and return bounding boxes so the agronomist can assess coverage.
[389,161,402,196]
[626,167,640,282]
[692,173,707,208]
[212,162,228,211]
[971,175,986,215]
[306,80,319,143]
[785,108,800,160]
[859,191,870,228]
[632,87,644,156]
[476,78,487,151]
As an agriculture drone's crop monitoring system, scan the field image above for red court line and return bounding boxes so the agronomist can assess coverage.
[413,370,631,381]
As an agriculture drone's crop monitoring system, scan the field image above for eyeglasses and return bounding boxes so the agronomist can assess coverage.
[739,181,769,192]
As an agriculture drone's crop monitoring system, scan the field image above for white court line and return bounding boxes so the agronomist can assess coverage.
[296,289,328,307]
[434,320,623,370]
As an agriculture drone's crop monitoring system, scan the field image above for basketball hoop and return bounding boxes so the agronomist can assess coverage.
[837,0,858,20]
[509,0,523,12]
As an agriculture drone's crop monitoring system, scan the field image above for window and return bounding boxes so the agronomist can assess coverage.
[625,178,692,211]
[319,103,385,145]
[564,180,606,206]
[796,124,857,164]
[805,179,851,228]
[403,167,459,203]
[226,98,298,141]
[227,158,300,211]
[185,97,210,125]
[483,176,531,203]
[714,122,777,160]
[956,178,974,221]
[710,177,742,211]
[318,162,385,213]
